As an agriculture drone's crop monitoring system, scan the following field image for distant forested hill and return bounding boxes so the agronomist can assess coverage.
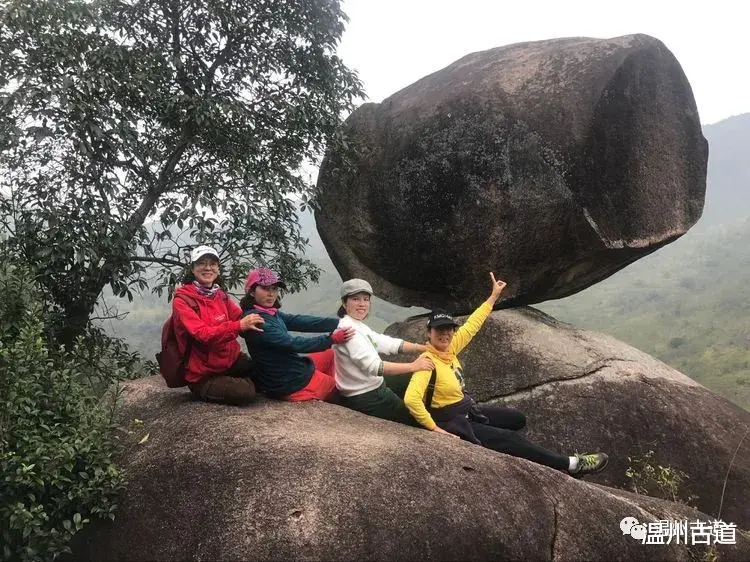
[698,113,750,227]
[538,217,750,409]
[105,114,750,410]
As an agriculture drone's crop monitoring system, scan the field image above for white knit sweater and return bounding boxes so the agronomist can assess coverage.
[333,315,404,397]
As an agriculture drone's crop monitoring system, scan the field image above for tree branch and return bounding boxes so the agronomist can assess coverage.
[246,82,296,112]
[90,311,129,322]
[129,255,185,267]
[108,155,146,180]
[186,41,209,77]
[167,0,196,97]
[204,35,235,93]
[74,122,148,184]
[95,181,112,216]
[180,153,219,177]
[123,190,161,240]
[153,139,190,195]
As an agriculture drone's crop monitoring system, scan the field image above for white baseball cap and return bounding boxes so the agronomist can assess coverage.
[190,245,220,263]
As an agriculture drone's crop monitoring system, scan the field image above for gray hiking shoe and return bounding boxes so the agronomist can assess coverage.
[570,452,609,477]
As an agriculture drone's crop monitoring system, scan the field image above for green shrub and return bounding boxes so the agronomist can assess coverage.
[0,320,125,561]
[625,450,696,505]
[0,265,138,561]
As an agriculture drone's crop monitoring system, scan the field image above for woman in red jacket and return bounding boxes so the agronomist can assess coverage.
[172,246,265,405]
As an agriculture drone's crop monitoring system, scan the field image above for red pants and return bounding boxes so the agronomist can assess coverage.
[285,348,337,402]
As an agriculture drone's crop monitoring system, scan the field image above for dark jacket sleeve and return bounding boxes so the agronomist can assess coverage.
[242,311,333,353]
[277,311,340,333]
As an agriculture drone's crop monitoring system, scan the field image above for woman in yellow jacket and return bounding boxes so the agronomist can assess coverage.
[404,273,609,477]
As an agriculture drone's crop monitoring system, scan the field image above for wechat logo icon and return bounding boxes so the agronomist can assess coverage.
[621,517,647,541]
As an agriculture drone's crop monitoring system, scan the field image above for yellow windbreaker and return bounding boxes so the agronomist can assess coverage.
[403,301,492,429]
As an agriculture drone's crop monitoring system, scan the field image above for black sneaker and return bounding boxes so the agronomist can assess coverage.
[570,452,609,478]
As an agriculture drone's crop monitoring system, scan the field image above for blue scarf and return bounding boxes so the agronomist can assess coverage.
[193,281,220,298]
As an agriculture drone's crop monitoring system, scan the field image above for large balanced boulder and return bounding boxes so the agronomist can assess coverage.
[72,377,749,561]
[385,307,750,529]
[315,34,708,314]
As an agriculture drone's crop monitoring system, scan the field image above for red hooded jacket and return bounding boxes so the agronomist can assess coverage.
[172,284,243,383]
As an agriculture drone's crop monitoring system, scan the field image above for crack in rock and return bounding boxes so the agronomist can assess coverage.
[481,358,640,403]
[550,498,559,561]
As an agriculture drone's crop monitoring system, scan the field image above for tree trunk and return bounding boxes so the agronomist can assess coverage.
[57,303,94,349]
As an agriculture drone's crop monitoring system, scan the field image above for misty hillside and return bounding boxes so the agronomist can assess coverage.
[698,113,750,227]
[538,216,750,409]
[106,114,750,409]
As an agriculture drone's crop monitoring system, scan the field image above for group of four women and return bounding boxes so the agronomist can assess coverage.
[171,245,609,478]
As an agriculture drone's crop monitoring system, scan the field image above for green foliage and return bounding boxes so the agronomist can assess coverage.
[0,0,363,343]
[0,259,44,342]
[0,265,133,561]
[699,547,719,562]
[625,450,696,505]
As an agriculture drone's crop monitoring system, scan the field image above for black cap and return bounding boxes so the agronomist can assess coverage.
[427,309,459,329]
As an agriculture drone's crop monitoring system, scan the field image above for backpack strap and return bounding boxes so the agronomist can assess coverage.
[175,293,200,312]
[423,368,437,410]
[173,294,200,369]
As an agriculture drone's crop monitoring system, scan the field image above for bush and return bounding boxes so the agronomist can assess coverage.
[625,450,696,505]
[0,266,137,561]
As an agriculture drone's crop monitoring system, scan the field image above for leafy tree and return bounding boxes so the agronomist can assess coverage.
[0,262,131,562]
[0,0,363,345]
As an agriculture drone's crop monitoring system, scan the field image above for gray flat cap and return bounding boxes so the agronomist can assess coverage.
[340,278,374,298]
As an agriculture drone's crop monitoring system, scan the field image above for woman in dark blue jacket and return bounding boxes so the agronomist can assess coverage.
[240,268,354,401]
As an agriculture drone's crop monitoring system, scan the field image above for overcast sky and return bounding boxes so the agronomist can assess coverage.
[338,0,748,126]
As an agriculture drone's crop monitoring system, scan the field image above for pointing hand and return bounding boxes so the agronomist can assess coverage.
[489,272,507,302]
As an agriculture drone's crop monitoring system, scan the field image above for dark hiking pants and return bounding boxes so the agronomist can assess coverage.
[468,405,569,471]
[188,353,256,406]
[340,380,419,426]
[383,373,412,399]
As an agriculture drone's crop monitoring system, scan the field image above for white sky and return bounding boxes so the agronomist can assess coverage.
[338,0,749,126]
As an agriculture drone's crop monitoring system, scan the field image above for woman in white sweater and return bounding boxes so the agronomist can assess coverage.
[333,279,433,425]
